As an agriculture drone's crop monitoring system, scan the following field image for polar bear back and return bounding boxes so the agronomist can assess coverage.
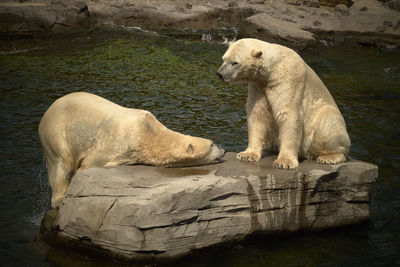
[39,92,154,168]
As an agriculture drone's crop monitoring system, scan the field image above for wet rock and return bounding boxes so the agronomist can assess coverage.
[41,152,378,263]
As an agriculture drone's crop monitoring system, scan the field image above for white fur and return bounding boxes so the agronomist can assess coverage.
[39,92,225,207]
[217,38,350,169]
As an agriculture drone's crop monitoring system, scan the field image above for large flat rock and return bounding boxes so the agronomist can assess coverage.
[41,152,378,263]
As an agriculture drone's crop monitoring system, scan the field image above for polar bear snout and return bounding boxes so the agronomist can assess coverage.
[217,62,241,83]
[211,143,226,160]
[216,71,224,80]
[216,63,229,81]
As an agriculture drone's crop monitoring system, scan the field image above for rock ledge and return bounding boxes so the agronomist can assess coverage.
[41,152,378,263]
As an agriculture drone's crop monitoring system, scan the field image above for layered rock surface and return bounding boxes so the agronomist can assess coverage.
[41,152,378,263]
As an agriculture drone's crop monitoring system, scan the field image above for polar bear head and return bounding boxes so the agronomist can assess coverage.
[136,115,226,167]
[165,135,226,167]
[216,39,265,84]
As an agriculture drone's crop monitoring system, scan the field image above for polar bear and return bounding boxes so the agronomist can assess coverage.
[216,38,350,169]
[39,92,225,208]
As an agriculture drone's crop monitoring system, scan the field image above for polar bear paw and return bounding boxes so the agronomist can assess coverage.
[317,153,346,165]
[51,195,64,209]
[237,151,261,162]
[273,156,298,170]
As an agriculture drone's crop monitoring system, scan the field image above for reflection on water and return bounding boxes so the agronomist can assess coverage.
[0,29,399,266]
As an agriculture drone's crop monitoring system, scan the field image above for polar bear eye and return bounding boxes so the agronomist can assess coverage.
[232,62,239,66]
[187,143,194,153]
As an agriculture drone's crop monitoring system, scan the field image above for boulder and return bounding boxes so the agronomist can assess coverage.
[239,12,315,48]
[41,152,378,263]
[0,1,94,35]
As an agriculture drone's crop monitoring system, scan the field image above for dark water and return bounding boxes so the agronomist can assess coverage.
[0,29,399,266]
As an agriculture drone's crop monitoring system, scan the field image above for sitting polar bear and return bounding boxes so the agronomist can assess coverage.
[39,92,225,208]
[216,38,350,169]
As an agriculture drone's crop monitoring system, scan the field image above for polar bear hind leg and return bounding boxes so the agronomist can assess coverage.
[317,153,346,164]
[46,157,74,208]
[312,107,350,165]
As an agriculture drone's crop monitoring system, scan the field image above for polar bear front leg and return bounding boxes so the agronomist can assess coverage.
[237,121,266,161]
[237,85,270,162]
[273,112,301,169]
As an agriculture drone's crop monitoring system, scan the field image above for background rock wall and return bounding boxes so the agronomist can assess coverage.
[1,0,399,48]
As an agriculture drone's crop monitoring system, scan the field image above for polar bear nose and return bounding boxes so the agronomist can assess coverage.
[212,143,226,159]
[216,71,224,80]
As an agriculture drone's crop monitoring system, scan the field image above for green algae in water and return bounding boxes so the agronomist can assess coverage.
[0,33,249,152]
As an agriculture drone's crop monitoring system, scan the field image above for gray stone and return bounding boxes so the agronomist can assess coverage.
[318,0,352,7]
[376,25,387,32]
[228,1,238,8]
[41,152,378,263]
[185,2,192,9]
[335,4,349,15]
[389,0,400,12]
[286,0,320,7]
[394,19,400,30]
[240,12,315,48]
[0,1,93,34]
[285,0,302,5]
[313,20,322,26]
[308,0,320,8]
[383,20,393,27]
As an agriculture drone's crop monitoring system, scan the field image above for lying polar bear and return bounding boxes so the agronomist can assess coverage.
[39,92,225,208]
[217,38,350,169]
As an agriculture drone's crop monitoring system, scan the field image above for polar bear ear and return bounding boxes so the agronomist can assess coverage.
[251,50,263,58]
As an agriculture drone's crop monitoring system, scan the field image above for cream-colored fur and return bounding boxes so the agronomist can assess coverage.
[217,38,350,169]
[39,92,225,207]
